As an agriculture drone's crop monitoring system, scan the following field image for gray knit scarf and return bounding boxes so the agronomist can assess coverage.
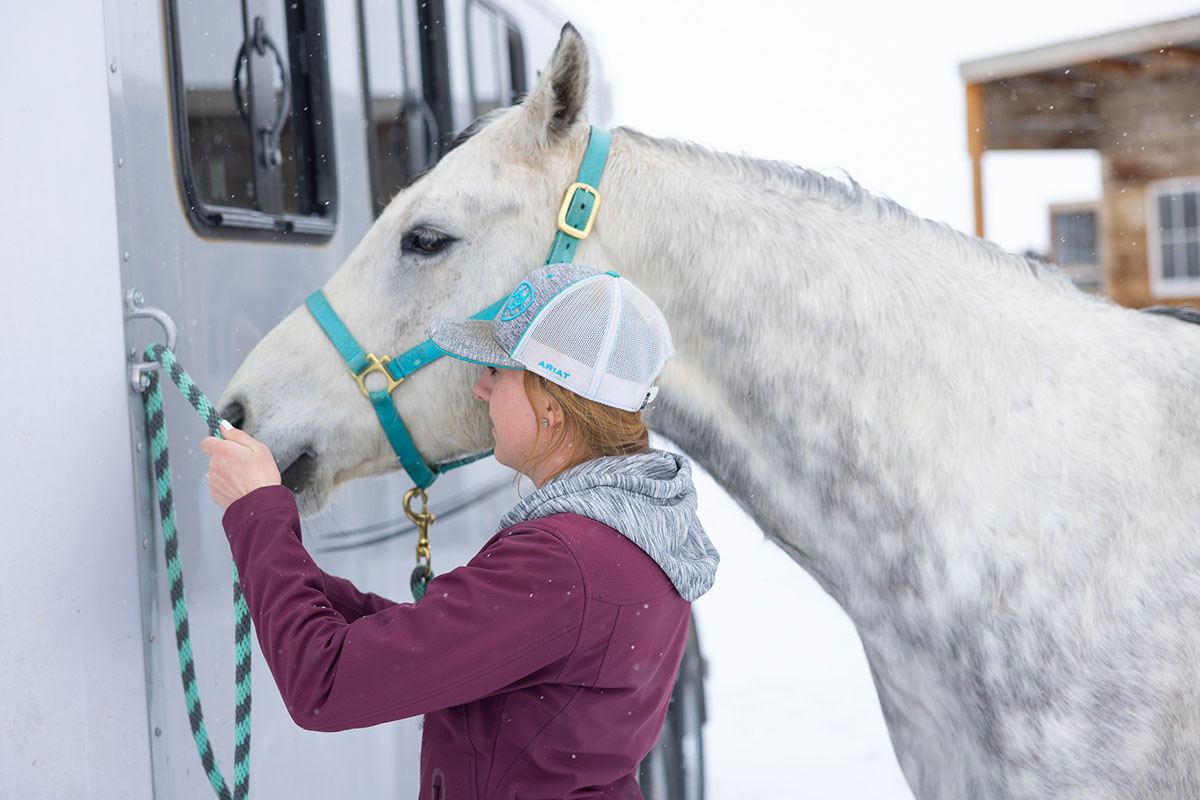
[497,450,719,601]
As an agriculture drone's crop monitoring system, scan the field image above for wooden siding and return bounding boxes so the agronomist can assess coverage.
[1100,72,1200,307]
[962,18,1200,307]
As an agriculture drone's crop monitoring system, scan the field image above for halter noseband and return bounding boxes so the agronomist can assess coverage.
[306,126,612,489]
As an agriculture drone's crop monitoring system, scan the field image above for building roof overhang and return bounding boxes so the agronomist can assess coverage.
[960,14,1200,151]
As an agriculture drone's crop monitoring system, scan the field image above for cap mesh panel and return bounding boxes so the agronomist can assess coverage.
[606,295,663,383]
[518,279,611,367]
[511,274,674,409]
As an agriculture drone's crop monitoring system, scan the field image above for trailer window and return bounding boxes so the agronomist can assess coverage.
[466,0,526,119]
[359,0,445,216]
[1149,178,1200,297]
[165,0,336,238]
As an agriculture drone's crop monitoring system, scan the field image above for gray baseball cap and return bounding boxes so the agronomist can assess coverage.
[429,264,674,411]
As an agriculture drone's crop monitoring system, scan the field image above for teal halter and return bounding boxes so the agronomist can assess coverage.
[306,126,612,489]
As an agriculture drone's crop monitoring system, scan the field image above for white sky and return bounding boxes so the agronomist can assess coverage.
[553,0,1200,254]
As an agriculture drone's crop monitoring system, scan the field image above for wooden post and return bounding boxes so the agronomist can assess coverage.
[966,82,986,239]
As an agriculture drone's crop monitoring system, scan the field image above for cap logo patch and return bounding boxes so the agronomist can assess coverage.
[537,360,570,379]
[500,282,535,321]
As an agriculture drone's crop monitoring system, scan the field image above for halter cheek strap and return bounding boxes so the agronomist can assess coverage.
[307,125,612,489]
[305,291,506,488]
[547,126,611,264]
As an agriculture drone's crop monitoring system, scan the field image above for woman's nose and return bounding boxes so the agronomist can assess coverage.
[472,373,490,402]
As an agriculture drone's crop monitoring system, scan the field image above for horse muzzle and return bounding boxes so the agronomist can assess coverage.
[220,398,322,502]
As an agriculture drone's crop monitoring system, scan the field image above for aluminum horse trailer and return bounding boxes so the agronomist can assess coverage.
[2,1,703,797]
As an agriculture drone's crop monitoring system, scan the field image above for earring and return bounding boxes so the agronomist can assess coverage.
[541,418,549,427]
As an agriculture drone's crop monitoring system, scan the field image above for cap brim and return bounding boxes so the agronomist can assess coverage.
[428,318,524,368]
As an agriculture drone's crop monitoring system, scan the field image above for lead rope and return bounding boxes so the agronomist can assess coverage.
[142,344,252,800]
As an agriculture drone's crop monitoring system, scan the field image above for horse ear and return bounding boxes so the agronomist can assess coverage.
[515,23,589,149]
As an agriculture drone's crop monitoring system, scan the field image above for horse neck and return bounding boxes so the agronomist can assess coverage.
[587,128,1086,613]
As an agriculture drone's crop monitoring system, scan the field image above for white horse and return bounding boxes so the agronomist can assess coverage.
[221,25,1200,800]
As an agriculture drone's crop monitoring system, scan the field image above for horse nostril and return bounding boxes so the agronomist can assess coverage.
[280,452,318,495]
[221,400,246,429]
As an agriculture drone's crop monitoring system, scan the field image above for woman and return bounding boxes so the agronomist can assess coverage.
[202,264,719,799]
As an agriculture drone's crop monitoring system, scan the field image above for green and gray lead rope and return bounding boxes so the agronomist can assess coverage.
[142,343,251,800]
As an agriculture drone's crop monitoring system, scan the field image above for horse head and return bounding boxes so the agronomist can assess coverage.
[220,25,597,515]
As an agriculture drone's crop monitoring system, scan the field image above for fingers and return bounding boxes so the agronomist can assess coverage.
[213,424,272,458]
[220,424,257,448]
[197,422,282,510]
[203,444,282,511]
[200,433,242,457]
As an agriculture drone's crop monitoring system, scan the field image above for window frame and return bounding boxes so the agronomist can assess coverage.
[163,0,338,240]
[1049,204,1098,267]
[357,0,449,217]
[1148,176,1200,298]
[464,0,527,121]
[1044,201,1101,292]
[420,0,455,156]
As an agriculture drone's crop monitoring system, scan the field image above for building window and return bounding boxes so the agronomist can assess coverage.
[1052,208,1097,265]
[466,0,526,119]
[165,0,336,238]
[1149,178,1200,297]
[1048,203,1100,292]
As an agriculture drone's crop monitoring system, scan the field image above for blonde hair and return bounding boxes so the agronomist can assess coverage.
[518,371,650,482]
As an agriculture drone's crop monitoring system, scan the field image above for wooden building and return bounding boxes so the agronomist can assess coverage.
[961,15,1200,307]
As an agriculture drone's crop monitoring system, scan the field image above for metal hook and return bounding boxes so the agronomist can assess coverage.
[125,289,178,392]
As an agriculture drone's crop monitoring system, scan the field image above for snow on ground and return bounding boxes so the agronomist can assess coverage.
[687,460,915,799]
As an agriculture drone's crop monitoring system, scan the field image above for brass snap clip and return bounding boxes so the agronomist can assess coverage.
[404,487,436,578]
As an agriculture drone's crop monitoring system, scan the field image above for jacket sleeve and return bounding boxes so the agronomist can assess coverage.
[319,570,399,622]
[221,485,586,732]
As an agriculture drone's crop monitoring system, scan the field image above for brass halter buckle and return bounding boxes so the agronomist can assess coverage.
[556,181,601,239]
[352,353,404,397]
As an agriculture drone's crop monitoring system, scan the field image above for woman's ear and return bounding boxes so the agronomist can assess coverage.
[540,395,564,431]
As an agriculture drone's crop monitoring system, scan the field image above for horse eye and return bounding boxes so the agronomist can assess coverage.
[402,228,453,256]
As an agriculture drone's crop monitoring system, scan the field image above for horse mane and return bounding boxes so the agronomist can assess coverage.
[614,125,1079,294]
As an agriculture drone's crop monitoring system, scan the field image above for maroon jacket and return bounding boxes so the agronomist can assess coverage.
[222,485,691,799]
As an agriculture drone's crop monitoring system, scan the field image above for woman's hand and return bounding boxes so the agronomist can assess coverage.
[200,423,282,511]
